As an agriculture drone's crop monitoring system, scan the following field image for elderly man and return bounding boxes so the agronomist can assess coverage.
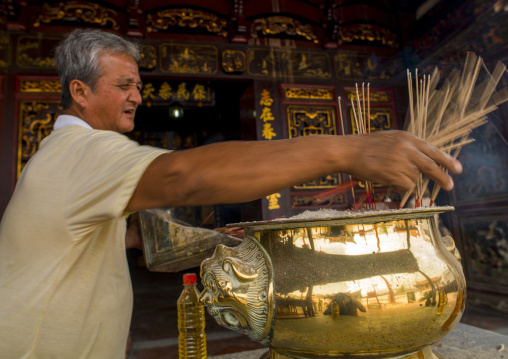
[0,29,462,358]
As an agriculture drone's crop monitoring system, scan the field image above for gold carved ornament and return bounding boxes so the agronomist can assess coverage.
[160,44,218,75]
[346,90,391,103]
[17,101,62,177]
[221,50,246,73]
[252,16,318,43]
[139,45,156,70]
[33,1,118,28]
[19,80,62,93]
[286,105,341,190]
[339,24,398,47]
[147,8,227,37]
[284,87,334,101]
[16,36,60,69]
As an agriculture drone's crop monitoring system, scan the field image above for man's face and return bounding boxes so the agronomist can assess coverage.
[86,52,142,133]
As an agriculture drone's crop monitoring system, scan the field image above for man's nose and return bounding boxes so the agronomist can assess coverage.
[129,87,143,104]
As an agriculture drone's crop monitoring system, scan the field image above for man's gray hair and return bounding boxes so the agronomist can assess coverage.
[55,29,141,109]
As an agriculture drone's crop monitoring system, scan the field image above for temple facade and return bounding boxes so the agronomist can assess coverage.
[0,0,507,314]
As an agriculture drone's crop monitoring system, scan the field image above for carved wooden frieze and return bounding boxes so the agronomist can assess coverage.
[147,8,227,37]
[339,24,398,48]
[16,35,60,69]
[221,49,246,73]
[345,88,392,104]
[286,105,341,191]
[17,100,62,177]
[248,48,331,79]
[347,107,394,134]
[139,44,157,70]
[159,43,218,74]
[282,86,334,101]
[456,210,508,290]
[251,16,318,43]
[286,105,337,138]
[0,33,11,68]
[335,53,400,81]
[343,87,396,134]
[19,79,62,93]
[33,1,119,29]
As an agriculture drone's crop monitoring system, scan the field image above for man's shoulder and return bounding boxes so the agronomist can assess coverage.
[46,127,136,148]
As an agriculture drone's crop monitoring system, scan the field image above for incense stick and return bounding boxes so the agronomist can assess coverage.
[400,54,508,208]
[338,96,356,207]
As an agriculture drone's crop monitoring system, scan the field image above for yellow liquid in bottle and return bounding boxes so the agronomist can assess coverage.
[178,282,207,359]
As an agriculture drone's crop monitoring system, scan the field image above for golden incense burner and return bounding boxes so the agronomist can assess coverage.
[199,206,465,359]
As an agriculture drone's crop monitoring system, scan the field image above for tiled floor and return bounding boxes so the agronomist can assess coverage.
[126,250,508,359]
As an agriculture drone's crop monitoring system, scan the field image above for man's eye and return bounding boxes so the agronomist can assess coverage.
[118,84,131,90]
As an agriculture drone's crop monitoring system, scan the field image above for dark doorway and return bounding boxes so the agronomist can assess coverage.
[128,80,261,228]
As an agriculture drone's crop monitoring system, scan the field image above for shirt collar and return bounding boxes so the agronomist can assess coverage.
[54,115,94,130]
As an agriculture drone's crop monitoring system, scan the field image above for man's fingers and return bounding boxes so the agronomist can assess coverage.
[416,140,463,175]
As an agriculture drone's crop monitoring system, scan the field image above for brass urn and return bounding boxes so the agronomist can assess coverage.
[199,206,465,359]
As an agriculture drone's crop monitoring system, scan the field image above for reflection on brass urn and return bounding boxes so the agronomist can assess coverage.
[199,207,465,359]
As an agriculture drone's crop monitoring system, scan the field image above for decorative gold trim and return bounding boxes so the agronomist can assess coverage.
[247,48,331,79]
[252,16,318,43]
[147,8,227,37]
[17,100,62,178]
[348,106,394,133]
[16,36,60,69]
[33,1,117,28]
[221,49,246,73]
[346,89,392,103]
[159,43,218,75]
[339,24,397,47]
[283,87,334,101]
[139,45,157,70]
[19,79,62,93]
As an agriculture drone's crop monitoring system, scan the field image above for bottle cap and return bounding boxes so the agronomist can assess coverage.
[183,273,197,284]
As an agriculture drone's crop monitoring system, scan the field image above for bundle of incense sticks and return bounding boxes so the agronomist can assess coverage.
[401,52,508,207]
[328,83,377,210]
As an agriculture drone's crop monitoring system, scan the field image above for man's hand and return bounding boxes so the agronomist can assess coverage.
[343,130,463,193]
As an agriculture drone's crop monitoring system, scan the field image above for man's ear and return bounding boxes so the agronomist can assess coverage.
[69,79,90,108]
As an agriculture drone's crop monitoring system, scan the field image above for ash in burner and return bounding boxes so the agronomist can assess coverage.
[280,207,411,221]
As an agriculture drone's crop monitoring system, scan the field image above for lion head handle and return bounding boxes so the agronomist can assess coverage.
[199,237,274,345]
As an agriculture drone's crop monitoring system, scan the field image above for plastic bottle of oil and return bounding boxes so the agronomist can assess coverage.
[177,273,207,359]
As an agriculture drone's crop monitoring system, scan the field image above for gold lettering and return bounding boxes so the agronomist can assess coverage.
[259,89,273,106]
[192,84,207,101]
[158,82,173,100]
[177,82,190,100]
[266,193,281,210]
[142,83,157,99]
[262,123,277,140]
[260,107,275,122]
